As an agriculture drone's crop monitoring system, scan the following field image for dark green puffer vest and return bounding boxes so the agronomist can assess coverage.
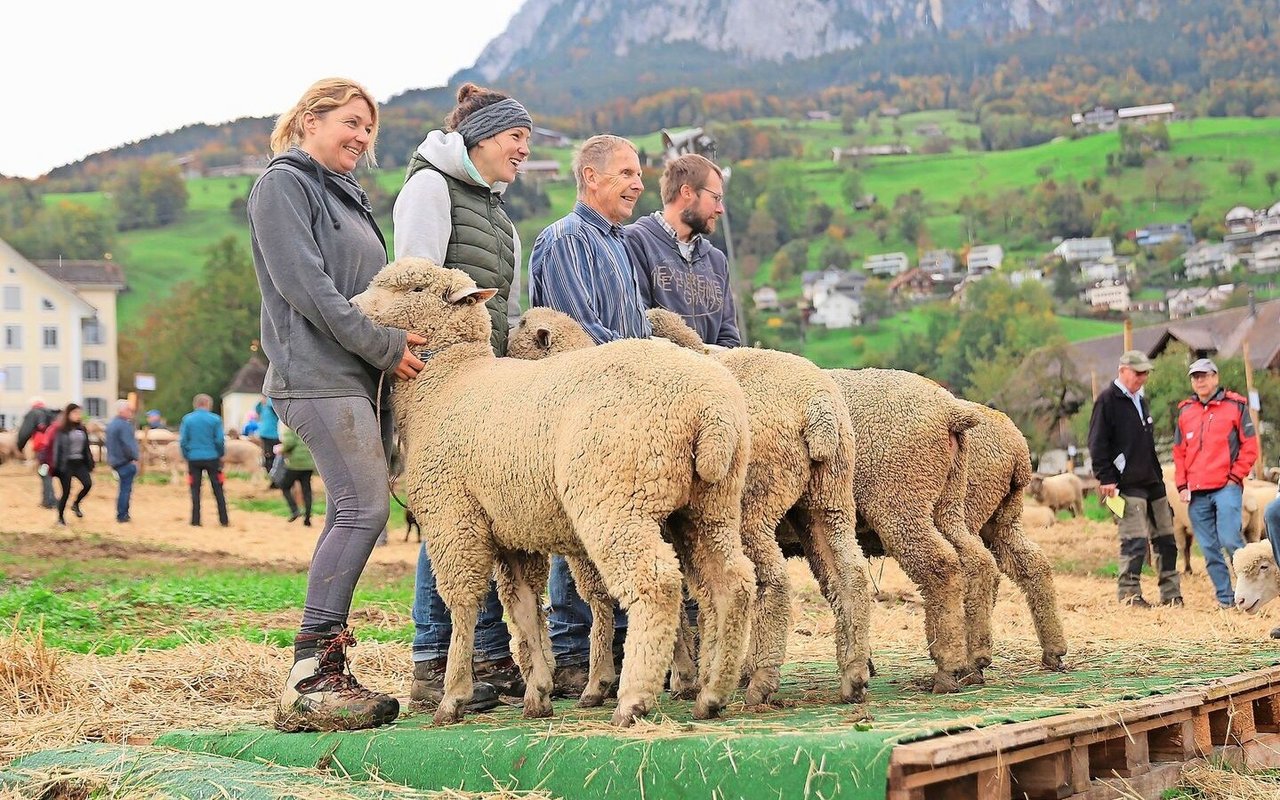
[405,153,516,355]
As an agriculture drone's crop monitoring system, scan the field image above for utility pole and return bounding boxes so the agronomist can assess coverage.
[1243,340,1264,479]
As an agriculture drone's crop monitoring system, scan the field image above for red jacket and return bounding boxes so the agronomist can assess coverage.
[1173,388,1258,492]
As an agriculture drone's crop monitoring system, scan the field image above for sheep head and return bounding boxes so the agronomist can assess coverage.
[352,258,497,351]
[507,307,594,360]
[645,308,710,354]
[1233,541,1280,613]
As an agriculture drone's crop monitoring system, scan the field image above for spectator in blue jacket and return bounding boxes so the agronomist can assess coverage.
[105,400,140,523]
[255,395,281,485]
[179,393,228,527]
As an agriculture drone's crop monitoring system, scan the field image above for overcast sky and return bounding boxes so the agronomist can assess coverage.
[4,0,527,179]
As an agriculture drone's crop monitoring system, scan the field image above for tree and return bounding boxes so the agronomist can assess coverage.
[740,207,780,257]
[840,107,857,134]
[861,278,891,324]
[1229,158,1255,188]
[1267,171,1280,196]
[1143,158,1174,202]
[819,240,850,270]
[805,201,834,235]
[839,169,864,210]
[109,158,189,230]
[1051,260,1077,302]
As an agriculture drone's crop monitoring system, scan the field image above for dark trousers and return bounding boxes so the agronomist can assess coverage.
[279,469,313,519]
[187,459,229,525]
[56,461,93,521]
[260,437,279,476]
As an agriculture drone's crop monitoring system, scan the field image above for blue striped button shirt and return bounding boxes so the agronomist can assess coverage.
[529,201,653,343]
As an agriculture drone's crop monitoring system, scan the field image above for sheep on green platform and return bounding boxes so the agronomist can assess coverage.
[511,306,874,706]
[962,402,1068,672]
[351,258,758,727]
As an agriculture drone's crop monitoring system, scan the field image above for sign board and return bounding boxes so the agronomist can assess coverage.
[1250,389,1260,411]
[134,373,156,392]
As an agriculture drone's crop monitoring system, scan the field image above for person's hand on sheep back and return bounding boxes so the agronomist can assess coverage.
[396,333,428,380]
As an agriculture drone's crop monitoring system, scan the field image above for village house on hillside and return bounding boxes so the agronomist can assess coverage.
[919,249,958,277]
[221,356,267,433]
[1166,285,1235,319]
[1054,237,1114,264]
[886,267,936,304]
[1067,297,1280,386]
[965,244,1004,275]
[1,242,126,427]
[752,286,779,311]
[863,252,909,278]
[1182,242,1239,280]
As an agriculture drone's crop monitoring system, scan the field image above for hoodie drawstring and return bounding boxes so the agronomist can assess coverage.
[312,159,341,231]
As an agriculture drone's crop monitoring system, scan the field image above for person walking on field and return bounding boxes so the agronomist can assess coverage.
[1087,350,1182,609]
[392,81,532,711]
[249,77,424,732]
[16,397,58,508]
[256,395,281,485]
[179,393,229,528]
[1173,358,1259,609]
[50,403,95,527]
[105,400,140,523]
[276,424,315,526]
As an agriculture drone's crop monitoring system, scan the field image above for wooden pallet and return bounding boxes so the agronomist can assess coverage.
[887,665,1280,799]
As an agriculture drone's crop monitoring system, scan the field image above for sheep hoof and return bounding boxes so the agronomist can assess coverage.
[432,703,465,726]
[577,690,605,708]
[692,693,722,720]
[931,670,960,694]
[841,679,868,704]
[1041,653,1068,672]
[522,695,554,719]
[744,668,781,706]
[958,668,985,688]
[669,685,699,701]
[973,656,992,671]
[611,700,649,727]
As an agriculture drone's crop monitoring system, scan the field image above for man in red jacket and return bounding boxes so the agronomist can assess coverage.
[1173,358,1259,609]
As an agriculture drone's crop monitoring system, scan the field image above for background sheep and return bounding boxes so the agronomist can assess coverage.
[353,258,757,727]
[962,402,1068,671]
[1021,503,1057,529]
[1026,473,1085,517]
[0,430,21,464]
[512,306,874,707]
[1164,468,1277,573]
[1233,541,1279,613]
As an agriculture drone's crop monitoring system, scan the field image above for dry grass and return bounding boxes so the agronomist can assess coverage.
[1179,761,1280,799]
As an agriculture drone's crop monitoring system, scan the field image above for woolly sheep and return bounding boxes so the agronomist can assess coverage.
[826,368,996,691]
[0,430,20,464]
[511,306,874,706]
[962,402,1068,671]
[1233,541,1279,613]
[352,258,757,727]
[1021,503,1057,529]
[1164,468,1276,573]
[1026,473,1085,517]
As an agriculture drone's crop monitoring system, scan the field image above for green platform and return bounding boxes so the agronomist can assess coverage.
[138,643,1280,800]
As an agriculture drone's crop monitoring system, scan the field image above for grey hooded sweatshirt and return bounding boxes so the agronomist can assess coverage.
[247,147,406,401]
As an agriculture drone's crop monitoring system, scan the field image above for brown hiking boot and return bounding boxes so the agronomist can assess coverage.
[410,657,499,711]
[1119,595,1151,609]
[276,627,399,732]
[474,656,527,700]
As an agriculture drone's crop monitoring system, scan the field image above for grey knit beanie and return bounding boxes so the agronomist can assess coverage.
[456,98,533,148]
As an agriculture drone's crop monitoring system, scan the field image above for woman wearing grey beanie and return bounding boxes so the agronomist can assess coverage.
[392,82,532,712]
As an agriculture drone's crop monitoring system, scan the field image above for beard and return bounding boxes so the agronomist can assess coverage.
[680,206,717,236]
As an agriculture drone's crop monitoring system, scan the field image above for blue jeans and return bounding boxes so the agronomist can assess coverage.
[1265,495,1280,570]
[1189,482,1245,606]
[412,543,511,663]
[548,555,628,666]
[114,462,137,521]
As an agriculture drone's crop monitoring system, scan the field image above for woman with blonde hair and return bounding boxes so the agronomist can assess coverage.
[248,77,426,732]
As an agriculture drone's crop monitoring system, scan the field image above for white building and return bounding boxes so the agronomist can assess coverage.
[809,292,861,329]
[752,286,779,310]
[1054,237,1114,264]
[1008,269,1044,288]
[966,244,1004,275]
[919,249,957,276]
[1,241,124,428]
[1253,239,1280,274]
[1084,281,1131,311]
[1182,242,1239,280]
[863,252,909,278]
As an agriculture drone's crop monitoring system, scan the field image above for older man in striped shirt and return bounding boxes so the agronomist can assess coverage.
[529,133,652,698]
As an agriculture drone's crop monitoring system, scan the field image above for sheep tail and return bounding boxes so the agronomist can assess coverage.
[803,390,841,463]
[946,398,983,435]
[693,408,739,484]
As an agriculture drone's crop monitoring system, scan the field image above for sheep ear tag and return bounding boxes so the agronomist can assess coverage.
[447,287,499,306]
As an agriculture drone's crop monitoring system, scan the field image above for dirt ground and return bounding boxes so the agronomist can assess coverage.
[3,457,1278,660]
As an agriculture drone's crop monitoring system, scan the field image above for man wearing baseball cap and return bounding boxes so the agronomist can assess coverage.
[1173,357,1258,609]
[1088,350,1182,608]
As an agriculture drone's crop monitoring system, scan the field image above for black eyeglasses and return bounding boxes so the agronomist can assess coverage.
[697,187,724,204]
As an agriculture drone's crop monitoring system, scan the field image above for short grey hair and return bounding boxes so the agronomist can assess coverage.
[193,393,213,409]
[116,399,132,413]
[572,134,637,194]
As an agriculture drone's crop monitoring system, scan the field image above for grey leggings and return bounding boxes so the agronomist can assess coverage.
[275,395,391,633]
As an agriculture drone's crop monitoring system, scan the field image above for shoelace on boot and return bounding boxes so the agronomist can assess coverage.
[296,629,385,698]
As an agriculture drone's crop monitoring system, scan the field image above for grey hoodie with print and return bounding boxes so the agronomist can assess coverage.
[247,147,406,401]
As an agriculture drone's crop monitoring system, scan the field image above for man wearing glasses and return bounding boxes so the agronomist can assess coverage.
[1088,350,1182,609]
[1173,358,1258,609]
[625,153,741,348]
